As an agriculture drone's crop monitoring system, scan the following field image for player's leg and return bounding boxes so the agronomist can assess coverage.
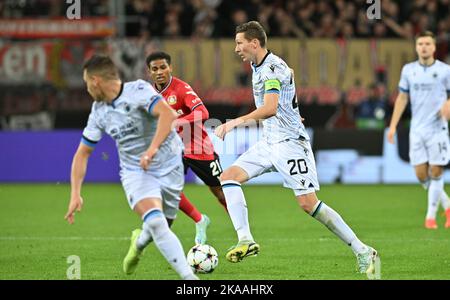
[425,131,450,228]
[179,158,211,244]
[179,159,204,223]
[296,192,378,276]
[220,141,272,262]
[220,166,260,263]
[133,217,174,250]
[418,164,439,229]
[179,192,211,244]
[209,186,227,211]
[414,163,430,190]
[122,171,197,279]
[179,192,203,223]
[413,163,449,227]
[181,158,214,244]
[186,154,228,210]
[414,163,438,228]
[130,198,197,279]
[273,139,379,277]
[429,165,450,228]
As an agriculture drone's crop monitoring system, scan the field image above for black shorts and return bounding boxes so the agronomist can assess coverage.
[183,153,222,187]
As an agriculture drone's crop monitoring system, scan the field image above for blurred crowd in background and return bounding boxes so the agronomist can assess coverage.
[0,0,449,131]
[1,0,449,41]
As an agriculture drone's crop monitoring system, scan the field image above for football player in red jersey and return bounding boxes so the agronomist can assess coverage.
[146,51,227,245]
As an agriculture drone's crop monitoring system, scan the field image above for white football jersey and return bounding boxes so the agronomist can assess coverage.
[399,59,450,133]
[251,51,308,143]
[82,79,183,175]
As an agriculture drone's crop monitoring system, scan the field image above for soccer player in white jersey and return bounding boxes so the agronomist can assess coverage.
[388,31,450,229]
[214,21,379,277]
[64,55,198,280]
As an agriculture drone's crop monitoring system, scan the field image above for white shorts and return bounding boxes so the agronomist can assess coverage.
[233,138,320,196]
[120,165,184,219]
[409,129,450,166]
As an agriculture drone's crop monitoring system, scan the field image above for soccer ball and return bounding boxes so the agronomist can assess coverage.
[186,244,219,274]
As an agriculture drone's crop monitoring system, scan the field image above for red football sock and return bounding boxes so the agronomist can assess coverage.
[179,192,202,223]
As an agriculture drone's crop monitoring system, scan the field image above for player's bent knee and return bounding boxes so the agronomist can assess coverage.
[415,171,429,182]
[414,164,429,181]
[134,198,163,218]
[219,169,238,182]
[219,166,248,183]
[296,193,318,214]
[430,167,443,178]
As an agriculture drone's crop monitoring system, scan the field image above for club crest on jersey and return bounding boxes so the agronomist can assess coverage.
[167,95,177,105]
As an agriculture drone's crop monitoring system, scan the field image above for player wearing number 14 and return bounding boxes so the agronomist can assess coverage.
[214,21,380,278]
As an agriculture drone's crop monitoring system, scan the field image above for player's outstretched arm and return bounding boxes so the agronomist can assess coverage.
[215,93,278,140]
[65,143,94,224]
[387,92,408,144]
[140,100,178,170]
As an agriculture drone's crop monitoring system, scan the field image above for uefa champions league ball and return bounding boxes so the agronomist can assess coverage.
[186,244,219,274]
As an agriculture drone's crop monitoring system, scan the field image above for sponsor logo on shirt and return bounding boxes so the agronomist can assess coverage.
[168,95,177,105]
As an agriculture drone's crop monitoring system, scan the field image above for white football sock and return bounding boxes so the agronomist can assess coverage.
[136,223,153,250]
[439,190,450,211]
[420,178,430,190]
[221,180,254,243]
[311,201,367,255]
[143,209,194,279]
[427,177,443,219]
[420,177,449,210]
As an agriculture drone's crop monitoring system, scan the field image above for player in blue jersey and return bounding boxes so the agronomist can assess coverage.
[214,21,379,278]
[64,55,198,279]
[388,31,450,229]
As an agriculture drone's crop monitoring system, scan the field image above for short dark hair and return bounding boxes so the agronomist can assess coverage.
[415,31,436,43]
[235,21,267,48]
[83,55,119,80]
[146,51,172,67]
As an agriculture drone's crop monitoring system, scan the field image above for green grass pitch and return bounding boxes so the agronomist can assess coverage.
[1,183,449,280]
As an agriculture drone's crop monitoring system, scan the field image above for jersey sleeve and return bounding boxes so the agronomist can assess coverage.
[134,80,164,114]
[261,65,282,95]
[398,65,409,93]
[181,83,204,111]
[81,105,103,148]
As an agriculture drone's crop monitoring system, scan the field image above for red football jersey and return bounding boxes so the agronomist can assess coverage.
[158,76,215,160]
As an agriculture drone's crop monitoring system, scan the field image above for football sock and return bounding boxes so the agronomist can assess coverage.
[420,177,449,210]
[179,192,202,223]
[136,224,153,250]
[221,180,254,242]
[420,178,430,190]
[427,177,443,220]
[439,190,450,210]
[311,200,367,255]
[142,209,194,279]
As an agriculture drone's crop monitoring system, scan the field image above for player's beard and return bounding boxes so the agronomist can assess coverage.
[92,89,106,102]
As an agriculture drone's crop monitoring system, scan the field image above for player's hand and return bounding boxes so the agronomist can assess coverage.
[65,195,83,224]
[214,121,235,140]
[140,147,158,171]
[387,127,396,144]
[215,118,243,140]
[214,123,228,140]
